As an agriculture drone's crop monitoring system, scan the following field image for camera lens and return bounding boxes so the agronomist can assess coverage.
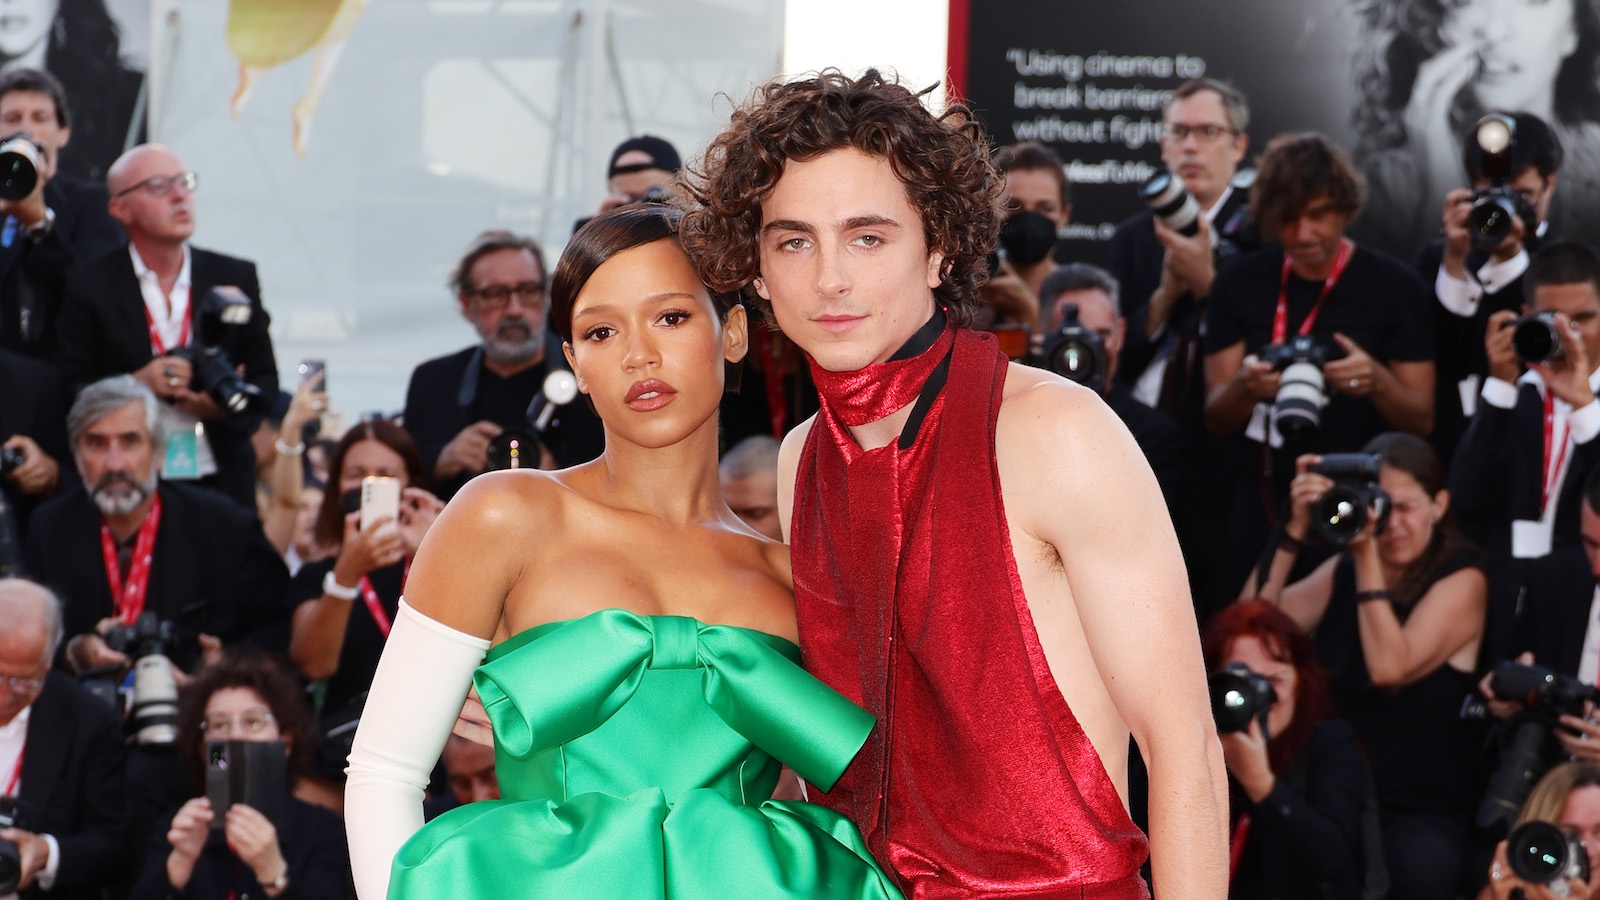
[0,136,38,202]
[1513,313,1565,364]
[1138,170,1201,237]
[1274,361,1327,439]
[1508,821,1585,884]
[1467,195,1518,253]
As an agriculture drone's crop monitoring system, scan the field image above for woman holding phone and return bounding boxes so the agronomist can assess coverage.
[344,204,901,899]
[286,420,443,787]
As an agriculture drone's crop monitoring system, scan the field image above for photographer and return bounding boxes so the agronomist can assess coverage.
[595,135,679,216]
[994,141,1069,302]
[0,348,70,541]
[1201,599,1373,899]
[53,143,278,511]
[1480,762,1600,900]
[1246,432,1486,900]
[254,377,327,565]
[401,230,601,501]
[1204,132,1435,587]
[1450,241,1600,667]
[287,420,441,782]
[0,68,126,357]
[128,653,348,900]
[1419,112,1562,461]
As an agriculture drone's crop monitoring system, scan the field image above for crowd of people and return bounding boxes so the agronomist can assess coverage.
[4,49,1600,900]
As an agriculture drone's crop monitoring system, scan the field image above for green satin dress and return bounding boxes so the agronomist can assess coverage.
[388,610,904,899]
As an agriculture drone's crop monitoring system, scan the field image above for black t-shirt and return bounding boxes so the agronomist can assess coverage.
[290,557,404,719]
[1205,242,1434,453]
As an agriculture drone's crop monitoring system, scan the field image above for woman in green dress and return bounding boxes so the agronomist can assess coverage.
[344,204,902,900]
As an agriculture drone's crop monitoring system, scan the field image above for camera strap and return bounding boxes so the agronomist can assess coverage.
[144,302,191,356]
[1542,388,1573,515]
[4,746,20,796]
[1228,813,1250,881]
[357,556,410,639]
[1271,238,1353,344]
[100,492,163,623]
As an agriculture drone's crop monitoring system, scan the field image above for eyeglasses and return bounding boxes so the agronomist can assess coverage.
[200,709,277,736]
[0,674,44,695]
[115,171,198,199]
[469,281,546,311]
[1163,123,1239,143]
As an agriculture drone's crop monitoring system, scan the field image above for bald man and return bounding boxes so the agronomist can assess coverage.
[51,143,278,510]
[0,578,130,899]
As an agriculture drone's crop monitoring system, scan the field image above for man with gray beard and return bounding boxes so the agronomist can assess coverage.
[403,230,602,500]
[22,375,288,676]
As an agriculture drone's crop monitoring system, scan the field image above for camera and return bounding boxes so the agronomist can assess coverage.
[0,489,22,578]
[1308,453,1391,545]
[0,133,41,202]
[206,739,287,829]
[1511,310,1566,364]
[1261,334,1334,440]
[170,286,264,418]
[0,446,22,476]
[1466,114,1537,253]
[1507,820,1591,886]
[1476,662,1600,833]
[1038,303,1105,391]
[102,612,181,745]
[0,794,23,894]
[486,370,581,472]
[1209,662,1277,735]
[1138,169,1204,240]
[635,184,672,205]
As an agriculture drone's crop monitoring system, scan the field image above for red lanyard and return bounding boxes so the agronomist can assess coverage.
[1542,388,1573,514]
[1228,813,1251,881]
[3,744,20,796]
[145,302,191,356]
[1271,239,1354,344]
[100,493,163,623]
[357,557,410,639]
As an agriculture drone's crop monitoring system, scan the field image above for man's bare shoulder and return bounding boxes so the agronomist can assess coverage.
[996,362,1134,463]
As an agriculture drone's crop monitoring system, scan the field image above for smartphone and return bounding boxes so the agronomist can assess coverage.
[297,359,327,393]
[360,475,401,530]
[205,740,287,829]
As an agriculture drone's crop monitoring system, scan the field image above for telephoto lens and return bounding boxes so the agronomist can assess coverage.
[1507,820,1590,885]
[1138,170,1201,237]
[1512,310,1565,364]
[0,134,39,202]
[1308,453,1391,545]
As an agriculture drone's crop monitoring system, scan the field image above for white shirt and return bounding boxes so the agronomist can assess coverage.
[0,705,61,895]
[1481,366,1600,557]
[1434,219,1551,318]
[1578,586,1600,687]
[1132,187,1236,407]
[131,244,218,478]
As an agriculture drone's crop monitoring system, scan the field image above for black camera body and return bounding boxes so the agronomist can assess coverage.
[0,446,22,476]
[102,612,181,745]
[1511,309,1565,364]
[1508,820,1591,885]
[1477,662,1600,833]
[0,794,23,894]
[1038,303,1106,391]
[1308,453,1391,545]
[172,286,263,418]
[485,370,581,472]
[1209,662,1278,735]
[1261,335,1334,440]
[1466,114,1534,253]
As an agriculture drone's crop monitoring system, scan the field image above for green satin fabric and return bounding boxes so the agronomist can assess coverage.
[389,610,902,900]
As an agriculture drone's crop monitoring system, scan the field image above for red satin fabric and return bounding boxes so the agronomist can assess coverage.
[793,327,1150,899]
[806,327,955,427]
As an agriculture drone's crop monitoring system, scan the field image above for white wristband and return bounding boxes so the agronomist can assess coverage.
[322,570,359,601]
[275,438,306,456]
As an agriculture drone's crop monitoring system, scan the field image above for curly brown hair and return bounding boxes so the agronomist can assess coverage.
[679,68,1003,328]
[1249,132,1366,243]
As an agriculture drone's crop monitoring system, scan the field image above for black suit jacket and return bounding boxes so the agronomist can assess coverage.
[1105,382,1185,512]
[1413,236,1539,463]
[1512,547,1596,677]
[1107,189,1258,429]
[126,796,349,900]
[402,337,603,498]
[0,349,74,540]
[0,175,125,357]
[15,670,131,900]
[24,481,291,672]
[53,246,278,508]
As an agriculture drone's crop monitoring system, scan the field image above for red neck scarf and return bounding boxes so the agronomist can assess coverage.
[792,326,1150,898]
[808,313,955,428]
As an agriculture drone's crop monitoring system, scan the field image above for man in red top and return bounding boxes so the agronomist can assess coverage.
[682,71,1226,899]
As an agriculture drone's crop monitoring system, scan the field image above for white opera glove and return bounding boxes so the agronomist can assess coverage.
[345,599,489,900]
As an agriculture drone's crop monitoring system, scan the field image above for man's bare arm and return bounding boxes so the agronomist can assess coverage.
[1005,378,1228,899]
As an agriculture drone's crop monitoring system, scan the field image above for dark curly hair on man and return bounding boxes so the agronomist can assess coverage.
[1248,132,1367,244]
[679,68,1003,328]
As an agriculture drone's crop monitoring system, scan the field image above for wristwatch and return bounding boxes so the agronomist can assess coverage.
[323,569,359,601]
[22,206,53,240]
[263,867,289,894]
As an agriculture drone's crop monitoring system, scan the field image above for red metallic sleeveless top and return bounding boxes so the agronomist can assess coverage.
[792,323,1151,899]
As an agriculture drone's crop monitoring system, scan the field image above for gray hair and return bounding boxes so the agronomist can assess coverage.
[68,375,165,458]
[0,578,64,663]
[1166,77,1250,133]
[1040,263,1121,318]
[720,435,781,481]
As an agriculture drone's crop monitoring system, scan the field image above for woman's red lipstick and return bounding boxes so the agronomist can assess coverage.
[625,379,676,411]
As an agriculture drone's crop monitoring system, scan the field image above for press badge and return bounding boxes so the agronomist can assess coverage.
[1244,402,1285,449]
[163,424,203,479]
